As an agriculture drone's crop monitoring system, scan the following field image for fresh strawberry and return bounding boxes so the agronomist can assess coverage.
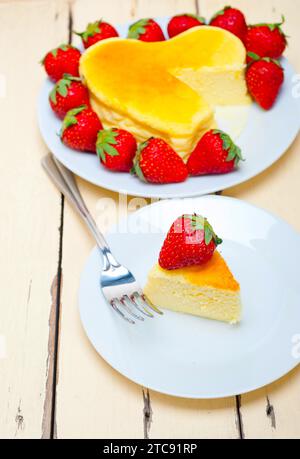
[246,53,284,109]
[96,128,137,172]
[49,75,90,119]
[127,18,165,42]
[159,214,222,270]
[187,130,243,175]
[210,6,247,43]
[167,13,206,38]
[61,106,103,152]
[246,16,287,61]
[42,44,81,82]
[74,20,119,49]
[132,138,188,184]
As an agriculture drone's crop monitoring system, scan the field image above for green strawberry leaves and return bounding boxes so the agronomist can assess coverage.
[131,140,148,181]
[40,44,72,65]
[74,20,102,41]
[96,129,119,162]
[127,18,150,39]
[61,105,87,134]
[176,13,206,23]
[184,214,223,246]
[247,52,282,68]
[50,74,81,104]
[247,51,261,62]
[213,130,244,167]
[211,5,231,21]
[51,44,69,57]
[250,15,287,43]
[252,14,285,32]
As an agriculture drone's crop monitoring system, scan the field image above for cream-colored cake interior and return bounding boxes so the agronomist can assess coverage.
[144,258,242,324]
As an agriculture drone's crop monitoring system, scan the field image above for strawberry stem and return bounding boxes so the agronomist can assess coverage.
[252,14,285,31]
[175,13,206,23]
[61,105,87,134]
[247,52,282,68]
[127,18,150,39]
[213,130,244,167]
[74,20,102,41]
[96,128,119,162]
[183,214,222,246]
[211,5,231,21]
[132,140,149,181]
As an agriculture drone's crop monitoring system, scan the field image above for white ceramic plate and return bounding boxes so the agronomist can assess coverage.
[38,18,300,198]
[79,195,300,398]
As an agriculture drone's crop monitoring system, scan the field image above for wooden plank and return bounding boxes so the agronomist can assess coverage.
[200,0,300,439]
[55,0,145,440]
[138,0,239,440]
[150,395,239,439]
[55,0,239,439]
[0,0,69,439]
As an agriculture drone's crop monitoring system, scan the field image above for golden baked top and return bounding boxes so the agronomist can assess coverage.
[80,26,247,136]
[155,251,240,291]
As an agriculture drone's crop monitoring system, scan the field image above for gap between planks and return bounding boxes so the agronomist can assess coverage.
[42,196,65,439]
[41,0,72,438]
[43,0,246,440]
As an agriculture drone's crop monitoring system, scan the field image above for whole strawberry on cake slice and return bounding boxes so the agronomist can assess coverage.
[144,214,241,324]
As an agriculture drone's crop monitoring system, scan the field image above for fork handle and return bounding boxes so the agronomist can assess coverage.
[42,154,111,253]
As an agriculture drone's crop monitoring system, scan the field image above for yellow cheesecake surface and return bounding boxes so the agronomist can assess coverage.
[80,26,250,159]
[144,252,241,324]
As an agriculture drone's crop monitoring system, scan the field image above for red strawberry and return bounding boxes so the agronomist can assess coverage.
[159,214,222,270]
[210,6,247,43]
[49,75,90,119]
[74,20,119,49]
[127,18,165,42]
[187,130,243,175]
[246,53,284,109]
[42,44,81,82]
[61,106,103,152]
[96,128,137,172]
[167,14,206,38]
[133,138,188,184]
[246,16,287,61]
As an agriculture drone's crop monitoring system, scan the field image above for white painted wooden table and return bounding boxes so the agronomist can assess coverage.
[0,0,299,439]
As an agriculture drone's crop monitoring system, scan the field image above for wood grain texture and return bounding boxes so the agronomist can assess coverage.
[200,0,300,440]
[55,0,240,440]
[0,0,69,439]
[55,0,146,440]
[0,0,299,440]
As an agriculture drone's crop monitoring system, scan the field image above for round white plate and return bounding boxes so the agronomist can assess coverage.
[79,195,300,398]
[38,18,300,198]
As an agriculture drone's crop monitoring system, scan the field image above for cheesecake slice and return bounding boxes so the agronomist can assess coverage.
[80,26,249,159]
[144,251,241,324]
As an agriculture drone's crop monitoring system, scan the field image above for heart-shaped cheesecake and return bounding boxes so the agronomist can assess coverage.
[80,26,249,159]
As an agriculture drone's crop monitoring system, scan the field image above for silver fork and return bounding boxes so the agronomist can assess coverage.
[42,153,162,324]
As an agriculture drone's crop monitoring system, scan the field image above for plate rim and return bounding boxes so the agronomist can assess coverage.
[37,17,300,199]
[79,195,300,399]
